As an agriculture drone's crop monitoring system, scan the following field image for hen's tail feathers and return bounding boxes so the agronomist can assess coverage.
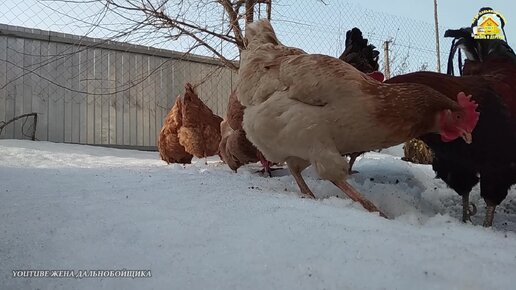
[445,27,516,75]
[339,27,380,73]
[244,20,281,48]
[183,82,198,102]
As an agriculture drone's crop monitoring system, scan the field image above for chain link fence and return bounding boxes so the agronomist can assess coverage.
[273,1,451,75]
[0,0,450,148]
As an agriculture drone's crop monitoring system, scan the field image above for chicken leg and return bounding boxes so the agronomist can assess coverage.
[332,180,388,218]
[312,146,387,217]
[286,157,314,198]
[483,205,496,227]
[347,152,363,174]
[287,155,386,217]
[461,193,477,223]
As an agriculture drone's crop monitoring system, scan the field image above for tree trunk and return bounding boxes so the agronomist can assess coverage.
[245,0,257,24]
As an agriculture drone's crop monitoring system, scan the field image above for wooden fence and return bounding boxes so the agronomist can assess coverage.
[0,24,236,149]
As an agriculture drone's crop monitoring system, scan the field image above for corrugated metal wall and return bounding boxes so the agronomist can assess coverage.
[0,24,236,148]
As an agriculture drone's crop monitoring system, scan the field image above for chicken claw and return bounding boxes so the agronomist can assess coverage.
[332,180,388,218]
[291,171,316,198]
[257,152,275,177]
[300,193,316,199]
[461,194,477,223]
[256,167,282,177]
[347,152,362,174]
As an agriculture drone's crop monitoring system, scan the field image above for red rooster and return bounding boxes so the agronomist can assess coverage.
[237,20,479,218]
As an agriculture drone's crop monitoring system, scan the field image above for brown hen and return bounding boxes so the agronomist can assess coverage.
[219,90,274,175]
[226,90,245,130]
[238,20,479,218]
[178,83,223,158]
[158,96,193,164]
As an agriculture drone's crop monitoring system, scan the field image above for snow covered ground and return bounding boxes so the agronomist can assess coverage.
[1,140,515,290]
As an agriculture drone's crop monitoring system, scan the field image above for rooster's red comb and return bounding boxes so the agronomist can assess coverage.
[457,92,480,132]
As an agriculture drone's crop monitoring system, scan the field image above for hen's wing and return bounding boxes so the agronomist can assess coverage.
[227,90,245,130]
[275,54,374,107]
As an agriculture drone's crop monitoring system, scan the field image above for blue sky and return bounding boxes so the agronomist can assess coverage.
[348,0,515,45]
[1,1,514,47]
[270,1,516,73]
[0,0,515,73]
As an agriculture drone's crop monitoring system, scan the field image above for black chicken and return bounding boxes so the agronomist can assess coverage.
[339,27,380,72]
[446,26,516,226]
[387,26,516,227]
[339,28,383,174]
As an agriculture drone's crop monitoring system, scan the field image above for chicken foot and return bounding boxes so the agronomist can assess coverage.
[256,152,271,177]
[461,193,477,223]
[483,205,496,227]
[286,155,386,218]
[332,180,388,218]
[347,152,362,174]
[256,167,282,177]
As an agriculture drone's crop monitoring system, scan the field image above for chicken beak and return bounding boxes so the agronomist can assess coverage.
[461,131,472,144]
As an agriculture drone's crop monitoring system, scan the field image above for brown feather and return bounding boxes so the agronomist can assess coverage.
[157,96,193,164]
[178,83,223,158]
[227,90,245,130]
[219,92,263,172]
[361,80,463,140]
[238,20,468,184]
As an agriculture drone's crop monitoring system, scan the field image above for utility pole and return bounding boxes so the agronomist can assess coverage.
[433,0,441,72]
[383,40,391,79]
[266,0,272,20]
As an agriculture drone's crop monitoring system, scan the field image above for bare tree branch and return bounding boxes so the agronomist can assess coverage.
[218,0,245,52]
[0,113,38,141]
[38,0,277,72]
